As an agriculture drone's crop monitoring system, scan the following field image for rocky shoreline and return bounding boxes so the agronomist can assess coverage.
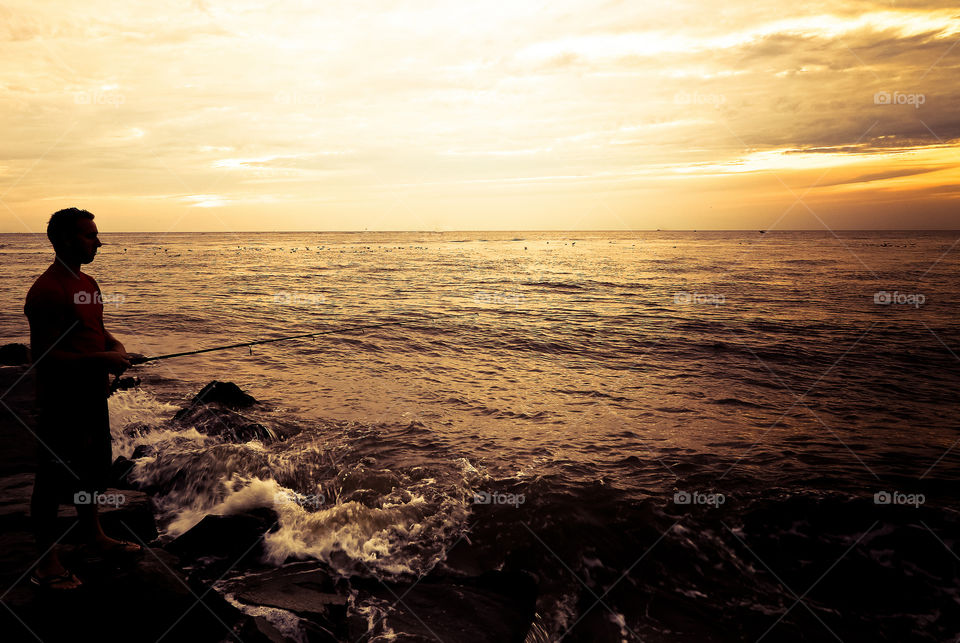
[0,350,537,642]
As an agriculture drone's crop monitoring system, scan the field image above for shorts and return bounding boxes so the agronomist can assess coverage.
[35,395,113,504]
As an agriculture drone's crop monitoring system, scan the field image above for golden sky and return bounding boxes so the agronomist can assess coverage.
[1,0,959,231]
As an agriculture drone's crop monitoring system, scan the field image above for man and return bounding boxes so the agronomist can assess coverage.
[24,207,142,590]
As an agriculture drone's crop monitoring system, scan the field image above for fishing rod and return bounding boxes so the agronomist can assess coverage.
[129,315,449,365]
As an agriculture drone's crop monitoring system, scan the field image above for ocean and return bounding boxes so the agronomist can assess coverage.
[2,230,958,641]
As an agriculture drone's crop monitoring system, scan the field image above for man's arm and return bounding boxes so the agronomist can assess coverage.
[104,329,125,354]
[26,284,130,375]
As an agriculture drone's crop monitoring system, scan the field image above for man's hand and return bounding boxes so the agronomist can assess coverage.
[127,353,148,365]
[101,351,131,375]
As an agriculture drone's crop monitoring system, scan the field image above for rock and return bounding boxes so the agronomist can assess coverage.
[0,343,30,365]
[172,382,276,442]
[131,444,157,459]
[173,404,278,442]
[167,508,280,575]
[0,546,271,643]
[222,561,348,641]
[186,380,259,409]
[108,375,140,395]
[110,455,138,489]
[349,570,538,642]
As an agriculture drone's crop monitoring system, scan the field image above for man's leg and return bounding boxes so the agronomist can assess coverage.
[75,500,142,553]
[29,462,81,588]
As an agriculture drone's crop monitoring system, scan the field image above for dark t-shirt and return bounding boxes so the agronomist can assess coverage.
[24,261,110,407]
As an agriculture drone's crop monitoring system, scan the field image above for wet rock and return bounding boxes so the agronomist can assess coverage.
[349,570,538,642]
[108,375,140,395]
[0,545,272,643]
[131,443,157,459]
[185,380,259,409]
[173,404,278,442]
[223,562,348,641]
[173,381,276,442]
[110,455,138,490]
[167,508,280,575]
[0,343,30,365]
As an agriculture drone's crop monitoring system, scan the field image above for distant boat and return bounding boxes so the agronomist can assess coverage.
[759,230,766,234]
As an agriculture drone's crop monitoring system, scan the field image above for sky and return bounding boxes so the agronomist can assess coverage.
[1,0,958,231]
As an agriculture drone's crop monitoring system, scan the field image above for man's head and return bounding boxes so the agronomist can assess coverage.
[47,208,101,264]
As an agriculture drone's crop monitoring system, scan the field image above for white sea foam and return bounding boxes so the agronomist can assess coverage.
[220,591,308,642]
[158,465,472,577]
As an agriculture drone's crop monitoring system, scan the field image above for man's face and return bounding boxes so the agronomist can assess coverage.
[71,218,102,264]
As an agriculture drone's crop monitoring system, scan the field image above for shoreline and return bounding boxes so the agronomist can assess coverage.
[0,363,288,642]
[0,360,537,642]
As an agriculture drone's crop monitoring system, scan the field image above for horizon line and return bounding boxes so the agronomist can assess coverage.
[2,229,960,234]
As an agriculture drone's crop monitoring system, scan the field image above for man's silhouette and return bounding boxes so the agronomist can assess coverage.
[24,208,142,590]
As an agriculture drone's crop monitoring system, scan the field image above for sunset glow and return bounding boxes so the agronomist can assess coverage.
[2,1,958,230]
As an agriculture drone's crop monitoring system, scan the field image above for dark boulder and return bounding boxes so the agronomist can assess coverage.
[221,562,348,642]
[183,380,259,409]
[110,455,138,489]
[167,507,280,577]
[173,381,275,442]
[173,404,278,442]
[131,443,157,459]
[348,570,538,642]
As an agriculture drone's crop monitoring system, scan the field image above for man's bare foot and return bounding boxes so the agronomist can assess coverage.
[31,560,82,590]
[86,535,143,555]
